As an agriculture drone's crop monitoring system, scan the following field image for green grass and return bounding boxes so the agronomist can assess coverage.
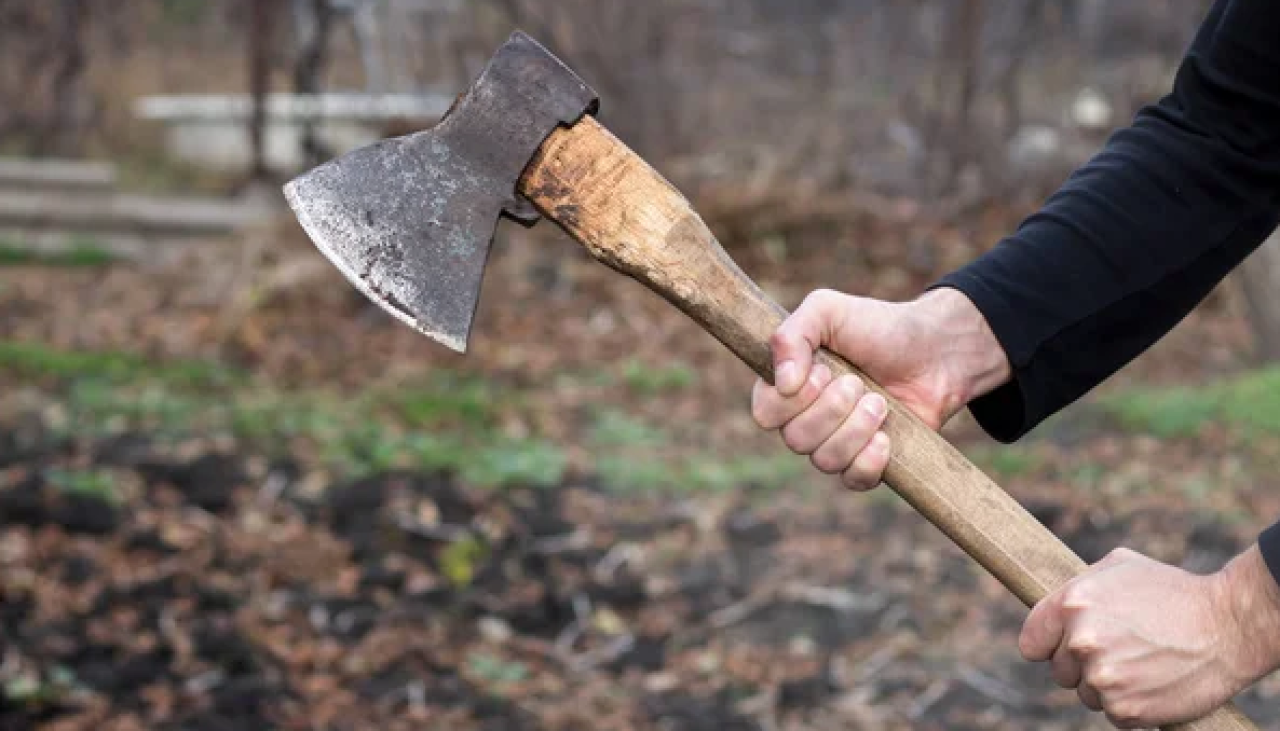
[595,455,678,492]
[0,341,238,389]
[621,358,698,395]
[589,409,669,448]
[1067,462,1107,490]
[3,665,85,709]
[0,236,117,267]
[466,652,528,685]
[0,340,563,486]
[44,468,118,503]
[396,373,495,429]
[596,450,804,494]
[460,438,567,488]
[0,340,811,495]
[1101,367,1280,439]
[970,447,1042,479]
[1178,472,1216,500]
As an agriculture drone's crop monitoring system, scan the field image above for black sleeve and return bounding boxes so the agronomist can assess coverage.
[930,0,1280,579]
[933,0,1280,443]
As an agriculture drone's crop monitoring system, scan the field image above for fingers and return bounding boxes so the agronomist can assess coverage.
[1022,566,1121,720]
[771,290,848,396]
[782,375,867,455]
[751,364,833,429]
[1044,604,1111,716]
[841,432,891,491]
[1077,683,1103,712]
[1024,549,1132,673]
[754,370,891,490]
[760,289,892,489]
[1016,551,1173,727]
[1019,590,1065,662]
[809,390,888,473]
[1050,637,1083,689]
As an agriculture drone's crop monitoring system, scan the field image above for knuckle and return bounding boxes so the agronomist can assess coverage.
[870,432,891,463]
[840,464,870,490]
[751,394,789,430]
[797,291,826,315]
[1086,663,1119,690]
[1066,629,1101,656]
[843,460,881,492]
[1060,583,1093,611]
[842,475,872,492]
[799,374,828,403]
[1106,546,1136,561]
[810,448,846,475]
[781,423,813,454]
[803,289,845,320]
[810,362,833,386]
[752,407,777,430]
[850,401,883,435]
[780,430,803,454]
[807,288,838,306]
[750,397,773,428]
[827,376,862,412]
[861,392,887,422]
[1104,700,1145,729]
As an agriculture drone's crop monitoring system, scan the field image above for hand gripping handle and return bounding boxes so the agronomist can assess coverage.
[518,115,1258,731]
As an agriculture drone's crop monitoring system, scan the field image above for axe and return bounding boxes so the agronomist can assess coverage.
[283,32,1256,731]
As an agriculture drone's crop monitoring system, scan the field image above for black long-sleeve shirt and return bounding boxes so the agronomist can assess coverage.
[933,0,1280,580]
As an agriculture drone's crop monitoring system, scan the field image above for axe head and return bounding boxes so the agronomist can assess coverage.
[283,32,598,352]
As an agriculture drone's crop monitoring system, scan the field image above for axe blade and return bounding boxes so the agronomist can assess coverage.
[282,31,597,352]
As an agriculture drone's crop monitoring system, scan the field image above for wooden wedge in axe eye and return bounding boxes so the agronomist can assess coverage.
[282,31,1257,731]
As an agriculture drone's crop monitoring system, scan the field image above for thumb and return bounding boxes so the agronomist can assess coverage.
[771,290,848,396]
[1019,590,1066,662]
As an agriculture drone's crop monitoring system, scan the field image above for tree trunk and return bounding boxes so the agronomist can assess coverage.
[922,0,986,197]
[248,0,274,180]
[1239,227,1280,363]
[293,0,335,168]
[44,0,88,155]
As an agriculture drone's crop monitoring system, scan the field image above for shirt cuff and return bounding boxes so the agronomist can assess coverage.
[1258,520,1280,589]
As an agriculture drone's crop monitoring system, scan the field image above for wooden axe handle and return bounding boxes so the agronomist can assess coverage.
[519,116,1256,731]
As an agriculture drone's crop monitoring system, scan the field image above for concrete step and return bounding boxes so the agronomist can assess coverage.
[0,159,117,192]
[0,190,274,237]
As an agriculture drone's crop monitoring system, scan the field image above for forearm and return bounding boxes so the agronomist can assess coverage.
[933,0,1280,442]
[1216,543,1280,682]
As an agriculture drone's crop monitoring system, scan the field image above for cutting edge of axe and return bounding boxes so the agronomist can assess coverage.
[282,30,1257,731]
[283,31,597,353]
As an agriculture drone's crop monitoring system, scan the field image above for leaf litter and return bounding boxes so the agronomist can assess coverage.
[1,206,1279,729]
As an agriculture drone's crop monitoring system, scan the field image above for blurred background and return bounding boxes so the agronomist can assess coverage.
[2,1,1280,729]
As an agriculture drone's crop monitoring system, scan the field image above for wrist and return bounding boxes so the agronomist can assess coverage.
[915,287,1012,410]
[1214,544,1280,683]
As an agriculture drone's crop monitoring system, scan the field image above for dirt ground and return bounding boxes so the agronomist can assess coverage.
[3,421,1279,730]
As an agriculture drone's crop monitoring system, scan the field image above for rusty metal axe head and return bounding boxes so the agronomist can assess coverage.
[282,31,598,352]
